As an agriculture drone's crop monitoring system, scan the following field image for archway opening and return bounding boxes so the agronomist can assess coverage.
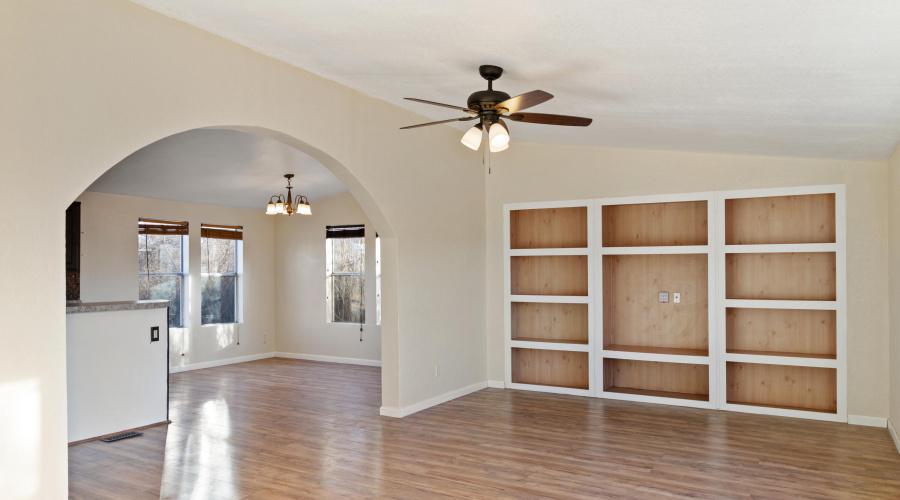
[64,126,398,497]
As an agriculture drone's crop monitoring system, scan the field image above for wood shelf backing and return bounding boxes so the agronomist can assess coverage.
[726,362,836,413]
[511,302,588,343]
[725,252,836,301]
[603,254,708,350]
[725,194,836,245]
[726,308,836,356]
[605,345,708,357]
[603,201,708,247]
[512,348,589,389]
[511,256,588,296]
[603,359,709,397]
[510,207,588,249]
[605,386,709,402]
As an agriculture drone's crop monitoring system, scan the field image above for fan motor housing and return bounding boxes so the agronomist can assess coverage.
[467,90,511,112]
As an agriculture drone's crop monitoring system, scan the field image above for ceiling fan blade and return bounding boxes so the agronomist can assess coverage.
[405,98,476,114]
[400,116,476,130]
[507,113,592,127]
[493,90,554,114]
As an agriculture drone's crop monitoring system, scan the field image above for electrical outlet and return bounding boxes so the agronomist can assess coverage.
[673,292,681,304]
[150,326,159,342]
[435,364,440,377]
[658,291,669,303]
[263,334,267,344]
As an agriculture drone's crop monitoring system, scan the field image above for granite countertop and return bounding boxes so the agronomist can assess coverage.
[66,300,169,314]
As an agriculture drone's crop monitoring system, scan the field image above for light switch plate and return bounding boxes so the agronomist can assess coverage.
[673,292,681,304]
[150,326,160,342]
[659,291,669,303]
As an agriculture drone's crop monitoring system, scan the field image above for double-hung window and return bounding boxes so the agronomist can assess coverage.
[326,224,365,323]
[200,223,242,325]
[138,218,188,328]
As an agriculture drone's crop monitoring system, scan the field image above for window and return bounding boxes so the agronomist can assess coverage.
[201,224,242,325]
[138,218,188,328]
[326,224,365,323]
[375,233,381,326]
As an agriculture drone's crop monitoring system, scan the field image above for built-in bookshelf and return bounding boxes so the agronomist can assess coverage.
[598,194,715,408]
[505,201,593,395]
[718,188,845,421]
[503,185,845,422]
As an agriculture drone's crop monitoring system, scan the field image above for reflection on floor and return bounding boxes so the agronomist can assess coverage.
[69,358,900,499]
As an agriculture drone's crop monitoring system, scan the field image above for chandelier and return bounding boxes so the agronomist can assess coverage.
[265,174,311,216]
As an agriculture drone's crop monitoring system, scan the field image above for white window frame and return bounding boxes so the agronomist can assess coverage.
[326,235,366,324]
[200,234,242,326]
[138,233,188,329]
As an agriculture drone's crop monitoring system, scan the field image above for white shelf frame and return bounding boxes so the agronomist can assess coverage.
[715,184,847,422]
[595,191,717,410]
[504,199,595,396]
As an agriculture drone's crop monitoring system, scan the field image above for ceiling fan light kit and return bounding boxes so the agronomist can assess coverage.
[266,174,311,216]
[401,65,592,154]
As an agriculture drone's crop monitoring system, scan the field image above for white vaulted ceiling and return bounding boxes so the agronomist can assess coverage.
[129,0,900,160]
[88,129,347,209]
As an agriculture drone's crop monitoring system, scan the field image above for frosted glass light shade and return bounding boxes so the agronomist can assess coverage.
[275,202,285,214]
[266,202,276,214]
[489,121,509,148]
[297,202,312,215]
[490,141,509,153]
[460,123,483,150]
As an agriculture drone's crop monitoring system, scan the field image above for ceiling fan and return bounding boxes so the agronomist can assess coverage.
[400,65,592,152]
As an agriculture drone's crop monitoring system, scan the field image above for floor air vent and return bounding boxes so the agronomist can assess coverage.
[100,431,142,443]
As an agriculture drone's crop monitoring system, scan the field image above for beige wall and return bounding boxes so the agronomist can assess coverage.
[486,143,890,418]
[0,1,486,497]
[889,143,900,431]
[275,192,381,362]
[76,191,276,368]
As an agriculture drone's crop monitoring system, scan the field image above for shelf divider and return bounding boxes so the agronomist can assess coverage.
[601,245,708,255]
[725,351,837,369]
[725,299,838,310]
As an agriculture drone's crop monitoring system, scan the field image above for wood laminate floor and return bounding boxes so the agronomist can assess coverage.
[69,358,900,499]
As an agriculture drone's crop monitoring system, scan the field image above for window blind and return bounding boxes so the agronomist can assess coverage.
[201,223,243,241]
[138,218,189,236]
[326,224,365,239]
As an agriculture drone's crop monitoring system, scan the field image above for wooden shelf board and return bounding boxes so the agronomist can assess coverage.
[513,337,589,345]
[726,400,837,414]
[605,345,708,357]
[605,386,709,402]
[727,349,836,360]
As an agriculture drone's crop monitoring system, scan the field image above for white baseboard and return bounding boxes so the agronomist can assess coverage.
[487,380,505,389]
[275,351,381,367]
[378,406,403,418]
[889,419,900,456]
[380,380,488,418]
[169,352,276,373]
[848,415,887,428]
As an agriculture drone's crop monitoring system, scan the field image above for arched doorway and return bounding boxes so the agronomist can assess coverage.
[62,127,398,496]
